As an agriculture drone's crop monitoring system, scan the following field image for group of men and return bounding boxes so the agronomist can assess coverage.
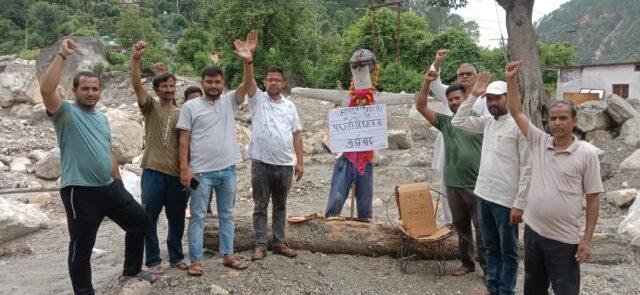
[416,51,602,295]
[41,31,304,294]
[40,29,602,294]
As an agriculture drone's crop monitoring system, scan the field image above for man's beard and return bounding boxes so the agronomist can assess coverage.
[489,106,507,117]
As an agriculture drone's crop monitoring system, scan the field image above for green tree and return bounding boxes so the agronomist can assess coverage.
[115,8,159,51]
[27,1,69,47]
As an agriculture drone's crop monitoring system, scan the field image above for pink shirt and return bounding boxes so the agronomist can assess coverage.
[523,122,603,244]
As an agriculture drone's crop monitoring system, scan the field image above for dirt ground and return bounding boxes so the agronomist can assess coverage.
[1,95,639,294]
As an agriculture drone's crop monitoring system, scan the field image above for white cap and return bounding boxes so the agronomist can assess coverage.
[484,81,507,96]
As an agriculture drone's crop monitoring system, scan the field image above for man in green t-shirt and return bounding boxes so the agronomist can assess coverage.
[416,69,486,277]
[131,41,189,275]
[40,38,155,294]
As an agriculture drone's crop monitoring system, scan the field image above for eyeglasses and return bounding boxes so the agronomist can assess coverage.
[350,61,370,69]
[457,72,476,77]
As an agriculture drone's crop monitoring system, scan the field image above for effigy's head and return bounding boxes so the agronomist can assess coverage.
[349,49,378,95]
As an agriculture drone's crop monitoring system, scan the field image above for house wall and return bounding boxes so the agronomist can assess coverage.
[556,63,640,100]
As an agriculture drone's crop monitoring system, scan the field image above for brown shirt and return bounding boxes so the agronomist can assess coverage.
[523,122,603,244]
[140,96,181,177]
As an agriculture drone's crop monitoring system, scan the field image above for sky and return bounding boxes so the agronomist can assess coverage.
[453,0,571,48]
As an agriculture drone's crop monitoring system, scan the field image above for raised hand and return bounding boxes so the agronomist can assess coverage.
[505,60,522,80]
[233,39,252,62]
[246,30,258,54]
[59,39,76,57]
[471,71,491,97]
[132,41,149,60]
[435,49,449,62]
[425,70,439,82]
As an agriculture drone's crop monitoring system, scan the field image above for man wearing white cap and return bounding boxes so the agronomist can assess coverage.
[452,72,531,295]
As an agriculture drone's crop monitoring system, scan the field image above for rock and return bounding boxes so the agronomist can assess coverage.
[589,232,628,265]
[3,192,52,205]
[0,154,11,165]
[36,37,109,93]
[619,118,640,147]
[10,157,31,172]
[620,149,640,170]
[122,170,141,203]
[606,189,638,208]
[105,109,144,164]
[394,152,430,167]
[0,161,6,171]
[0,86,14,108]
[10,103,33,119]
[628,98,640,112]
[0,61,39,105]
[0,198,49,243]
[305,130,330,154]
[29,149,48,161]
[235,103,251,123]
[35,148,61,180]
[118,279,151,295]
[209,284,230,295]
[605,94,639,124]
[387,129,413,150]
[25,84,43,105]
[576,100,612,133]
[31,103,47,120]
[585,130,613,142]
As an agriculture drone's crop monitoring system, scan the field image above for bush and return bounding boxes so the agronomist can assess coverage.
[105,49,128,66]
[91,62,106,74]
[18,49,39,60]
[378,61,423,93]
[176,63,197,77]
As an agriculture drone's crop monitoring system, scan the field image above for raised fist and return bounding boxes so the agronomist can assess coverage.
[425,70,439,82]
[132,41,149,60]
[59,39,76,57]
[505,60,522,80]
[435,49,449,62]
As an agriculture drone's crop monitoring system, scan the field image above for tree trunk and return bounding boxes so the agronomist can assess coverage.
[203,215,459,259]
[497,0,548,127]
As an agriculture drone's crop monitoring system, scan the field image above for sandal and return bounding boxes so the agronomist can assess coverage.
[148,265,165,275]
[170,261,189,271]
[222,255,248,270]
[272,244,297,258]
[250,247,267,261]
[186,262,204,276]
[451,265,474,276]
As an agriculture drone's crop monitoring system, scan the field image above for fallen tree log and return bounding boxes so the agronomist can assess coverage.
[204,215,459,260]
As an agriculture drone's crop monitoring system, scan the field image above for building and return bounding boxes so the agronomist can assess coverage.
[556,61,640,100]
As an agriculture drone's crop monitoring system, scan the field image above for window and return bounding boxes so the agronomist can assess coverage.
[635,64,640,71]
[612,84,629,99]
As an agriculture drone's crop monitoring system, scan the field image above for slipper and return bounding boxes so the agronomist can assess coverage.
[186,262,203,276]
[170,261,189,271]
[223,256,248,270]
[272,245,297,258]
[287,213,321,223]
[250,247,267,261]
[451,265,474,276]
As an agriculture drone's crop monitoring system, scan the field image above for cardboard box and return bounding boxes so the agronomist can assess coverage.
[395,182,436,237]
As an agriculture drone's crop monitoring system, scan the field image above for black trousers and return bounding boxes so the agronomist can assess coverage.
[60,180,149,295]
[524,225,580,295]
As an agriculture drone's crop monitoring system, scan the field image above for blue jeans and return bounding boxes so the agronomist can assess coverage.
[325,155,373,219]
[141,169,189,267]
[188,166,237,261]
[477,198,519,295]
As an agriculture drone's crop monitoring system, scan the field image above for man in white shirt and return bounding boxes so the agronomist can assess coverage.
[452,73,531,295]
[428,49,490,225]
[248,67,304,261]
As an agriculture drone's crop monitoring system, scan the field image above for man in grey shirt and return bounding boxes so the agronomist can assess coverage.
[177,34,257,275]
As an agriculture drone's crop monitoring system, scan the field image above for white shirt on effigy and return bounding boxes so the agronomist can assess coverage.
[248,91,302,166]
